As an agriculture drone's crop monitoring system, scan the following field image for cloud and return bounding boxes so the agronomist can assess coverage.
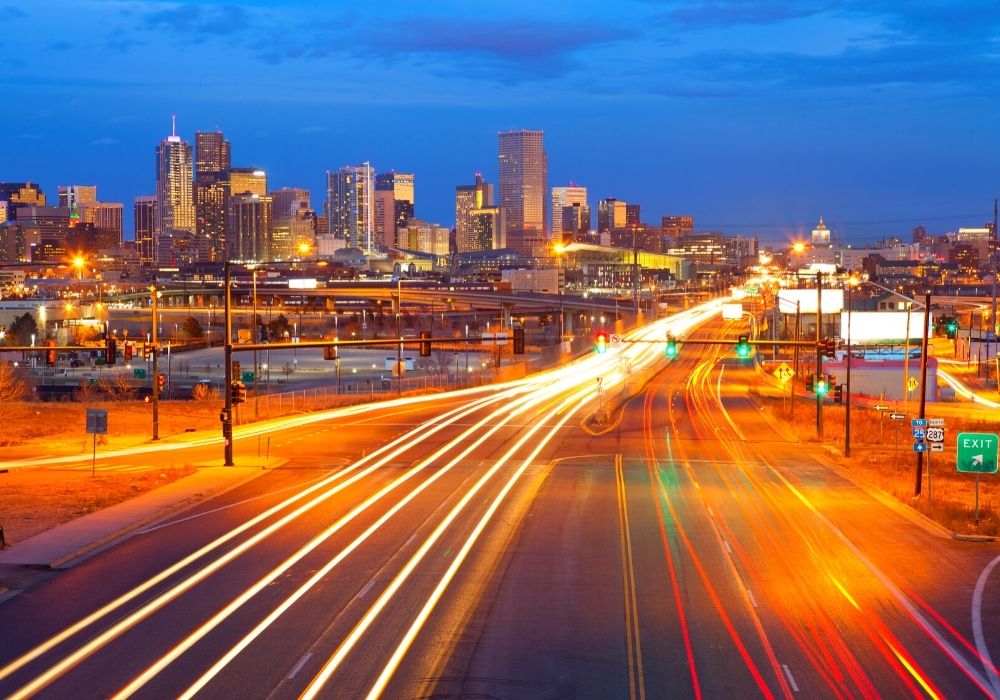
[142,3,253,40]
[1,5,27,20]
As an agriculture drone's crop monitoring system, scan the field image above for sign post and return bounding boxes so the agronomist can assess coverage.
[85,408,108,477]
[956,432,999,524]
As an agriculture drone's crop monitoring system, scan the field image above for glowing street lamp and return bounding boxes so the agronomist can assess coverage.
[72,256,86,281]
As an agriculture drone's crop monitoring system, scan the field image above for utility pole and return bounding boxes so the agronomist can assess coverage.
[845,281,853,458]
[816,270,823,437]
[222,261,234,466]
[915,291,932,496]
[150,283,159,441]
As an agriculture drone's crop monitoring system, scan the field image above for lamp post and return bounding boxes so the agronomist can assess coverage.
[844,277,859,458]
[149,284,160,441]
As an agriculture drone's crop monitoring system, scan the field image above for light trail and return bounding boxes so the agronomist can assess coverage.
[364,392,588,699]
[4,388,522,698]
[937,369,1000,409]
[301,383,596,699]
[122,375,579,699]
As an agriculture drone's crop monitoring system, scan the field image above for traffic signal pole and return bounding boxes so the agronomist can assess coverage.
[223,261,234,466]
[816,271,823,438]
[150,284,159,441]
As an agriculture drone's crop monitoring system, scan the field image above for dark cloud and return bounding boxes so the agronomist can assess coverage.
[142,3,253,40]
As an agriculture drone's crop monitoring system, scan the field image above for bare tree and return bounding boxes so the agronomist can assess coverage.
[99,372,138,400]
[0,362,26,443]
[192,383,220,401]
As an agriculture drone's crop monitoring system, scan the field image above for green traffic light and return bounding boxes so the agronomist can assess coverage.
[665,342,678,358]
[816,380,828,395]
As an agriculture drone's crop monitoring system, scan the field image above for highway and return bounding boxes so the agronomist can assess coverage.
[1,302,999,699]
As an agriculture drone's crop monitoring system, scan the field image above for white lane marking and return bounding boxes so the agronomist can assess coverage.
[782,664,799,693]
[357,580,376,600]
[723,539,733,555]
[747,589,758,609]
[137,473,332,534]
[972,553,1000,695]
[287,652,313,680]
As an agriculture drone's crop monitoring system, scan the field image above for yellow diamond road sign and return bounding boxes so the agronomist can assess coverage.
[774,363,795,384]
[907,376,919,392]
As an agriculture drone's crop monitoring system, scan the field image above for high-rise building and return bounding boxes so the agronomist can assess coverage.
[455,174,495,253]
[155,121,195,263]
[395,219,450,256]
[271,188,312,257]
[80,202,124,244]
[551,185,587,243]
[598,198,627,234]
[561,203,591,241]
[468,207,505,251]
[626,204,641,230]
[498,130,547,256]
[661,215,694,237]
[0,182,46,221]
[194,130,232,261]
[374,172,415,250]
[195,131,231,174]
[326,163,375,251]
[134,196,156,265]
[912,225,927,244]
[57,186,97,223]
[227,193,273,261]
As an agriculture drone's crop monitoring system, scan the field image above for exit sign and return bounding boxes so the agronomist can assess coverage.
[956,433,999,474]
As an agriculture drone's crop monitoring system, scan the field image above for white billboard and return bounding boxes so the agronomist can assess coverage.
[721,303,744,320]
[288,278,318,289]
[777,288,844,314]
[840,311,932,343]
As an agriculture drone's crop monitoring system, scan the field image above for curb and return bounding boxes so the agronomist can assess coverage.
[45,463,275,570]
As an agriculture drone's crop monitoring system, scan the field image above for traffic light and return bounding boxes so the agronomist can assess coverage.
[820,338,837,358]
[736,335,750,358]
[946,319,958,339]
[420,330,433,357]
[124,342,133,362]
[231,360,241,379]
[323,344,338,361]
[833,383,844,404]
[231,380,246,404]
[815,376,828,396]
[595,332,608,354]
[156,372,165,394]
[665,335,678,359]
[105,338,117,366]
[806,373,814,392]
[512,326,525,355]
[46,339,57,366]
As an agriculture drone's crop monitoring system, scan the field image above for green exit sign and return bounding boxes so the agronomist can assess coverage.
[133,368,147,379]
[956,432,999,474]
[242,371,255,383]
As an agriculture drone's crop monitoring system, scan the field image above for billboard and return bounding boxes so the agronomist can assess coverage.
[840,311,932,343]
[721,303,744,320]
[288,278,318,289]
[777,288,844,314]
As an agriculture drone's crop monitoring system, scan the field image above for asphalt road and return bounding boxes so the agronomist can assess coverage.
[2,304,999,699]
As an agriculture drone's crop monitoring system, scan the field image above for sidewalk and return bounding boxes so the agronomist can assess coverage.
[0,462,272,570]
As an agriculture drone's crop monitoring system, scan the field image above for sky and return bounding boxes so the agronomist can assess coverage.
[3,0,999,246]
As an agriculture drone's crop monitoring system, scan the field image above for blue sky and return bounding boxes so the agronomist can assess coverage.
[3,0,999,245]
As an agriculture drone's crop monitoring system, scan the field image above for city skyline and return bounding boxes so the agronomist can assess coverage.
[2,2,999,245]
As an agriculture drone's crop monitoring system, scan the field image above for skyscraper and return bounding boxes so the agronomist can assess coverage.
[154,120,195,262]
[598,198,627,234]
[195,131,231,174]
[374,171,415,250]
[194,130,232,261]
[134,196,156,266]
[661,215,694,238]
[81,202,124,244]
[0,182,46,221]
[227,193,273,261]
[551,184,587,244]
[326,163,374,252]
[498,130,547,257]
[455,174,494,253]
[57,185,97,220]
[271,187,313,257]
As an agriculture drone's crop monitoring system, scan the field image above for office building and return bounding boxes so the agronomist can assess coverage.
[227,193,273,261]
[0,182,46,221]
[271,188,313,257]
[561,203,591,242]
[80,201,124,244]
[195,131,231,174]
[154,122,195,263]
[598,198,627,234]
[134,196,155,265]
[374,171,415,250]
[661,215,694,237]
[551,185,587,244]
[57,185,97,219]
[498,130,547,256]
[326,163,374,251]
[456,174,495,253]
[811,216,832,247]
[468,207,505,252]
[395,219,450,256]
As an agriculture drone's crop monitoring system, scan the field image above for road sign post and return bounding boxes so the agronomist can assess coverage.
[956,432,999,525]
[85,408,108,478]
